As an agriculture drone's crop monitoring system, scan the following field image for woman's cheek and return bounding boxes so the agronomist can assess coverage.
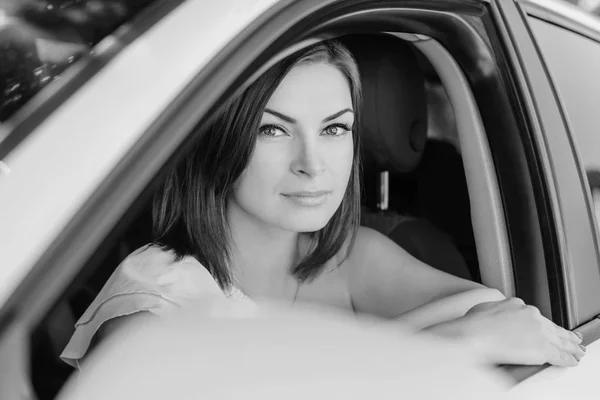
[334,138,354,180]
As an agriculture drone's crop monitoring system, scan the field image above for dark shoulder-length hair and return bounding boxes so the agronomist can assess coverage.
[152,40,362,290]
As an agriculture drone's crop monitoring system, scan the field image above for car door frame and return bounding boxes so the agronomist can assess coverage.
[521,0,600,325]
[489,0,600,380]
[499,0,600,327]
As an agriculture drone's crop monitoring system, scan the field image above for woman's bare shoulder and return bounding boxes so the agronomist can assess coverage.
[341,226,408,271]
[335,226,414,293]
[340,226,482,317]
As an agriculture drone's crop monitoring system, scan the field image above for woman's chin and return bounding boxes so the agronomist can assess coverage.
[280,216,330,233]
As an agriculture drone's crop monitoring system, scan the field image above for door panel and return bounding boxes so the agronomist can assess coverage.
[494,0,600,327]
[525,9,600,324]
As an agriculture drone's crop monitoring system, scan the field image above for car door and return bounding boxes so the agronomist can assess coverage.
[491,0,600,396]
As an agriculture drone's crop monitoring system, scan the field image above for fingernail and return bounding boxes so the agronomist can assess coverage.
[575,331,583,340]
[579,344,587,352]
[575,356,581,363]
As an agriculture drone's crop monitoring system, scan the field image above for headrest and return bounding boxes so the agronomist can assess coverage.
[342,34,428,172]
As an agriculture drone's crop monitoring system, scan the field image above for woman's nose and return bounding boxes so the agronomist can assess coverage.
[291,139,325,177]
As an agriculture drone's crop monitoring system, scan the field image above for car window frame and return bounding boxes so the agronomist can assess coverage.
[462,0,600,381]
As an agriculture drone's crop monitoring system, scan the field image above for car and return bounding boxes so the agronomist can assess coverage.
[2,0,600,398]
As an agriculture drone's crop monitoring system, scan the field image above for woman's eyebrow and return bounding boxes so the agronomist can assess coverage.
[322,108,354,123]
[263,108,354,124]
[264,108,296,123]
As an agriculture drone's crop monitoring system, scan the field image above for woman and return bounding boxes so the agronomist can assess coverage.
[61,40,585,368]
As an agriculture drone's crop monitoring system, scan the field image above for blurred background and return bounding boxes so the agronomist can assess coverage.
[0,0,156,123]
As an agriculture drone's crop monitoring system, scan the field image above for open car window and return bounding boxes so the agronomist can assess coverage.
[0,0,158,128]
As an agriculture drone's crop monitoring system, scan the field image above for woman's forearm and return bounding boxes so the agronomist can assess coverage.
[391,287,506,332]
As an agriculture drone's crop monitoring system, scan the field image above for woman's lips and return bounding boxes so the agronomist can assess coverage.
[281,191,331,207]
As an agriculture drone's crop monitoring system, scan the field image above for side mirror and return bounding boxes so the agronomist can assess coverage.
[586,169,600,228]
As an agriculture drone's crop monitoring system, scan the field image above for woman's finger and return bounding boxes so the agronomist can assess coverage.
[546,345,580,367]
[551,322,583,344]
[545,325,586,359]
[559,337,586,359]
[539,316,582,344]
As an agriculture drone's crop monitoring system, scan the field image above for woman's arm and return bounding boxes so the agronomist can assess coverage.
[390,287,505,331]
[347,226,489,321]
[346,227,584,367]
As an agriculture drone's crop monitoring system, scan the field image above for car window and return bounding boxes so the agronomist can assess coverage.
[0,0,157,123]
[528,17,600,230]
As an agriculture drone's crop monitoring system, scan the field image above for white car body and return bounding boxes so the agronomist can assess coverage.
[1,0,600,398]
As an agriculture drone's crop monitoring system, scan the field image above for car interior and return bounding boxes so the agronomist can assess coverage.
[29,31,509,399]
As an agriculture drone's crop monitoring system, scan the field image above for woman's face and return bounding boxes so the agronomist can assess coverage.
[231,61,355,233]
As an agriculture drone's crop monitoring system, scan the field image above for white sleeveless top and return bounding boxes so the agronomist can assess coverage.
[60,244,250,368]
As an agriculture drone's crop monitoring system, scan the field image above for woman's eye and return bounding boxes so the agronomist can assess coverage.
[323,123,351,136]
[259,125,286,137]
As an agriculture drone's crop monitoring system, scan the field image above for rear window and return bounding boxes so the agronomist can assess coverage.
[0,0,157,123]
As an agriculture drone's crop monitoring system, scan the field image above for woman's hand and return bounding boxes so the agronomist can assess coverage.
[462,298,585,367]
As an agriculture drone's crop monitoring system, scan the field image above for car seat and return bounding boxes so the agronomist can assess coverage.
[341,34,472,281]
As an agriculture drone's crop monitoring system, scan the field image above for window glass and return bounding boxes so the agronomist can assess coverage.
[0,0,157,123]
[529,17,600,229]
